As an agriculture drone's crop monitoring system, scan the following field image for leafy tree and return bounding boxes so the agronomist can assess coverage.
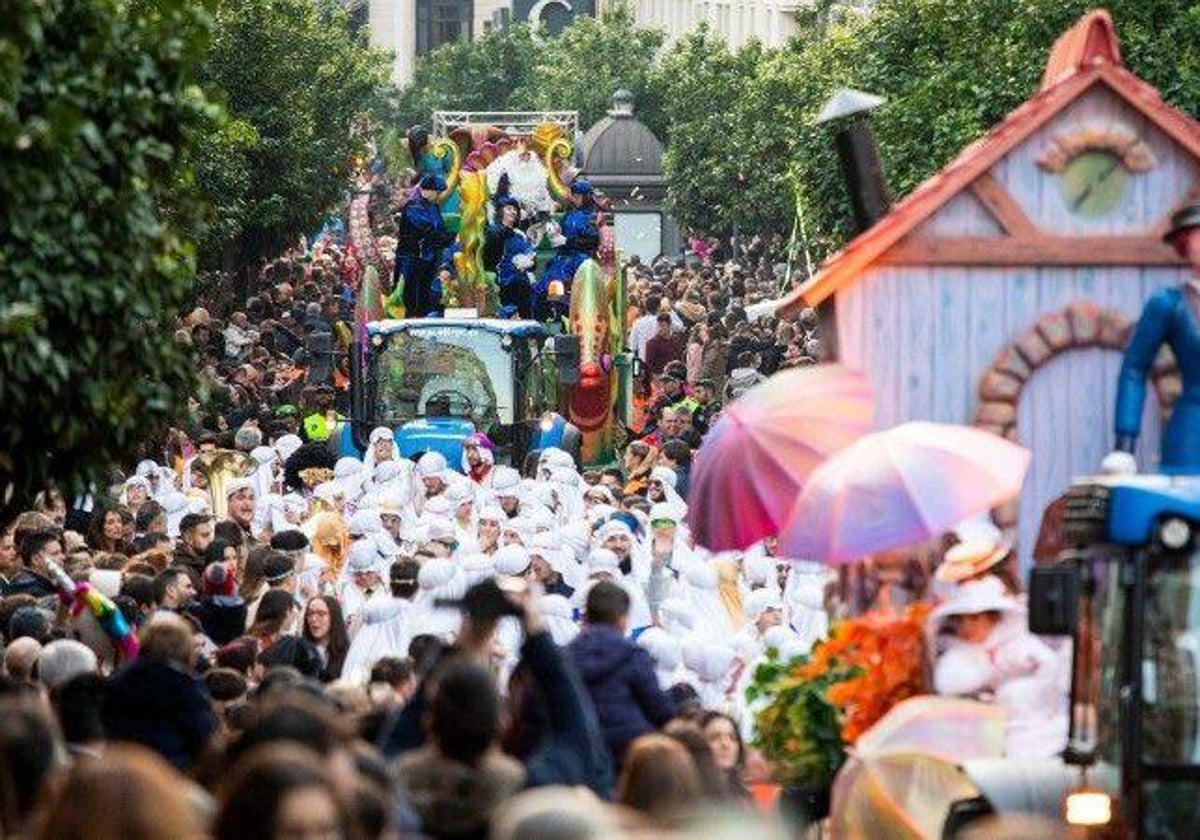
[395,5,667,141]
[395,24,539,131]
[193,0,393,281]
[0,0,214,520]
[659,0,1200,257]
[513,3,667,137]
[657,27,768,237]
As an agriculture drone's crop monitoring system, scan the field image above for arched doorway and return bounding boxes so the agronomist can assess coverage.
[973,301,1180,560]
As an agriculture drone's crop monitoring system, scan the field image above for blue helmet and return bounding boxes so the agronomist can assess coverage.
[569,178,594,197]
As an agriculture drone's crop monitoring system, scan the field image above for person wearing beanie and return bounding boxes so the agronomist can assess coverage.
[490,466,522,519]
[188,562,248,646]
[416,452,449,512]
[395,172,454,317]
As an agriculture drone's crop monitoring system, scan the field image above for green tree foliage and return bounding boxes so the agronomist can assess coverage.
[193,0,393,276]
[394,4,666,138]
[657,28,770,237]
[662,0,1200,252]
[395,24,539,130]
[0,0,214,518]
[514,4,666,136]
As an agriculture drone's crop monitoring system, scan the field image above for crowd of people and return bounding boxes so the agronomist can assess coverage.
[0,233,845,840]
[0,221,1068,839]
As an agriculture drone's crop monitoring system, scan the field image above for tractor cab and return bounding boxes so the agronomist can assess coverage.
[347,317,572,469]
[1028,475,1200,838]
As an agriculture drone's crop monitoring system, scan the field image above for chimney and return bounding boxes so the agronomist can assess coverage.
[815,88,891,233]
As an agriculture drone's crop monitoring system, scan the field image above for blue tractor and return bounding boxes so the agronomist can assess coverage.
[1015,475,1200,838]
[342,317,580,470]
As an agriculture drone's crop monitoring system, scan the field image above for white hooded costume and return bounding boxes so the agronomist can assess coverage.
[930,576,1068,758]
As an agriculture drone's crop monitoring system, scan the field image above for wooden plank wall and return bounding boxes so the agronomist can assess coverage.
[838,264,1182,568]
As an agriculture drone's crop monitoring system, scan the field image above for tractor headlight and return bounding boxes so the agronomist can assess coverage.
[1064,789,1112,827]
[1160,517,1192,550]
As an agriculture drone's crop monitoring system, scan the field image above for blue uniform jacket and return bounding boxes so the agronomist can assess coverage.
[397,197,451,263]
[1115,286,1200,469]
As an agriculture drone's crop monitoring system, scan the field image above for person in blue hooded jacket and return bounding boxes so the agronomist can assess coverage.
[394,174,455,318]
[568,580,676,768]
[535,179,600,321]
[1114,202,1200,471]
[484,198,536,319]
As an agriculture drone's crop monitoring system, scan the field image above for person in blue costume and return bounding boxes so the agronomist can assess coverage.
[1114,202,1200,472]
[394,174,455,318]
[536,179,600,321]
[484,195,535,319]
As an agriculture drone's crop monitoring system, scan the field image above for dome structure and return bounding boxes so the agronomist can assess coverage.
[581,90,665,179]
[579,90,679,261]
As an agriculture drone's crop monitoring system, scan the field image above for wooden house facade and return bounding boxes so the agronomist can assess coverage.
[779,11,1198,563]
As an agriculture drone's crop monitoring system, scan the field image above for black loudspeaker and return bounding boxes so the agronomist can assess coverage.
[305,331,333,385]
[553,334,580,386]
[1028,564,1079,636]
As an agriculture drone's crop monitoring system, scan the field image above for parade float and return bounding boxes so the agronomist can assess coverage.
[344,112,632,469]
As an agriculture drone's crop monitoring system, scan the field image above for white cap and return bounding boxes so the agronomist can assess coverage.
[275,434,303,463]
[346,510,382,537]
[650,466,678,489]
[334,456,364,479]
[418,451,448,478]
[373,460,405,484]
[492,465,521,495]
[369,426,394,445]
[494,545,532,576]
[745,588,784,622]
[638,627,682,671]
[423,495,454,518]
[684,562,718,591]
[426,517,457,543]
[346,539,385,574]
[682,636,738,682]
[251,445,278,466]
[594,519,634,545]
[649,503,677,524]
[478,505,506,524]
[224,477,255,498]
[929,576,1018,623]
[418,558,457,590]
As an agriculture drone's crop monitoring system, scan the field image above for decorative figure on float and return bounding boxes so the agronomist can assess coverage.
[1113,201,1200,471]
[536,178,600,321]
[393,174,455,318]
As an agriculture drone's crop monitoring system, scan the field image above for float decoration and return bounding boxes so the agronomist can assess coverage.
[749,603,931,788]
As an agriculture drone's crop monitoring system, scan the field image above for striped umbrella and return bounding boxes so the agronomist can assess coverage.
[688,364,873,551]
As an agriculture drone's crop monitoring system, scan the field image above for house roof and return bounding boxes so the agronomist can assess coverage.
[777,9,1200,316]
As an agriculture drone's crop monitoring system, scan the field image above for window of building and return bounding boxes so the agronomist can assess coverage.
[416,0,473,56]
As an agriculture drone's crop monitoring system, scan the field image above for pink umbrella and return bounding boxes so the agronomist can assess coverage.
[688,365,873,551]
[779,422,1031,564]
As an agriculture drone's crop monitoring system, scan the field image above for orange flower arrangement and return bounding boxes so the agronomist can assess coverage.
[797,602,931,744]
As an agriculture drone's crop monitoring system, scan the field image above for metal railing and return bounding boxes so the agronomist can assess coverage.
[432,110,579,137]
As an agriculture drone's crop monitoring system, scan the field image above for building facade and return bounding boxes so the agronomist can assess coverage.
[610,0,804,49]
[354,0,595,86]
